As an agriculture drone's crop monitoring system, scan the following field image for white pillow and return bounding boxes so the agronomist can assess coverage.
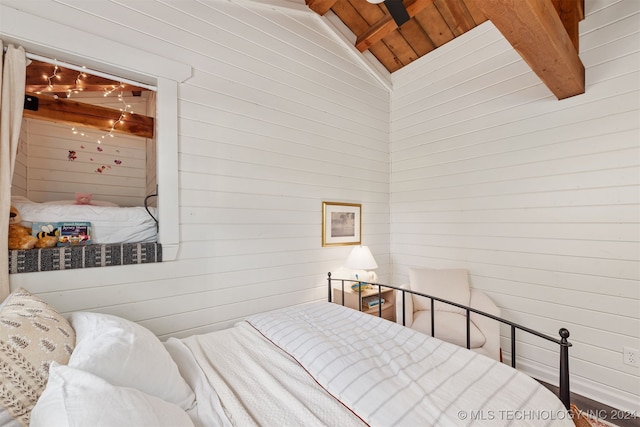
[68,312,196,410]
[10,195,33,204]
[31,363,195,427]
[409,268,471,314]
[0,288,76,426]
[0,410,21,427]
[42,199,119,207]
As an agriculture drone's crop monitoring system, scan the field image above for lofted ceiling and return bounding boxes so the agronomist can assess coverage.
[20,0,585,131]
[307,0,586,99]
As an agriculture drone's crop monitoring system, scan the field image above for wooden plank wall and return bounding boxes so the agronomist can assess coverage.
[389,1,639,414]
[20,93,152,206]
[7,0,390,339]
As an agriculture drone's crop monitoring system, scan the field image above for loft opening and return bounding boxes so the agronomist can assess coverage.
[9,54,162,273]
[1,36,186,275]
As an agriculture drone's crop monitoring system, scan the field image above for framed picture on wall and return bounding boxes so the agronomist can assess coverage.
[322,202,361,247]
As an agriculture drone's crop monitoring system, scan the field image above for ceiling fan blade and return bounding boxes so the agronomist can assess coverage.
[384,0,410,27]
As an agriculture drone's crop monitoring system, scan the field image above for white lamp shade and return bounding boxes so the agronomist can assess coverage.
[344,246,378,270]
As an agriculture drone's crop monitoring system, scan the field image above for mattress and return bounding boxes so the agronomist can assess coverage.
[11,196,158,245]
[168,302,575,427]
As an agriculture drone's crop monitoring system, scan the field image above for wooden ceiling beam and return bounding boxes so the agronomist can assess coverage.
[25,84,148,96]
[23,92,154,139]
[468,0,584,100]
[26,61,149,95]
[306,0,337,15]
[551,0,584,51]
[356,0,436,52]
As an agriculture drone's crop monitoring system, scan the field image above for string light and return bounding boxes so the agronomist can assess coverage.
[44,65,61,90]
[32,61,144,174]
[99,91,135,140]
[41,65,137,150]
[70,90,135,144]
[104,83,125,97]
[66,68,87,98]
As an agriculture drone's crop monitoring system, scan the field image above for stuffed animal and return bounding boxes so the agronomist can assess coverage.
[34,223,59,249]
[8,206,58,250]
[8,205,38,250]
[35,237,58,248]
[75,192,92,205]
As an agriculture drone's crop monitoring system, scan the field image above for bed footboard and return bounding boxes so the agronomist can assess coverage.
[327,272,572,410]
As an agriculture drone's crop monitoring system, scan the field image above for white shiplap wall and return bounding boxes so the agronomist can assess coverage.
[20,92,153,206]
[22,118,148,206]
[390,1,640,414]
[6,0,390,336]
[5,0,637,415]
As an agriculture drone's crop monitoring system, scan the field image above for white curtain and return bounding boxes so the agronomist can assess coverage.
[0,42,27,300]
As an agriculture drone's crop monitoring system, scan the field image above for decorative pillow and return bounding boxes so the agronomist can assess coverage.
[409,268,471,314]
[30,363,195,427]
[74,192,92,205]
[68,312,196,411]
[0,288,75,426]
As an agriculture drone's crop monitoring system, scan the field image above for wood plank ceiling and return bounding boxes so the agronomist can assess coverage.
[307,0,586,99]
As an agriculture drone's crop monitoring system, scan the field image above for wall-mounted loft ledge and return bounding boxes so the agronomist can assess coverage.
[8,243,162,274]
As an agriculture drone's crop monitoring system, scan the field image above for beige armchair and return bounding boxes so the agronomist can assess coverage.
[395,268,501,361]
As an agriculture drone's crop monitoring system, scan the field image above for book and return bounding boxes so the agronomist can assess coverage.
[32,222,60,240]
[31,221,92,246]
[57,222,92,246]
[363,296,385,308]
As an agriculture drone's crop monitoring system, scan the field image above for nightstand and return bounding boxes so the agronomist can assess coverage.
[333,286,396,322]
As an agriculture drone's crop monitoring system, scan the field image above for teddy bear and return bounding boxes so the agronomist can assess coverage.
[8,205,38,250]
[75,192,93,205]
[8,205,58,250]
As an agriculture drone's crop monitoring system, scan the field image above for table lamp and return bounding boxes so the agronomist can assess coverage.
[344,245,378,285]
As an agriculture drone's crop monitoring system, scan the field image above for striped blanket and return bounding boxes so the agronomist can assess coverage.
[245,302,574,427]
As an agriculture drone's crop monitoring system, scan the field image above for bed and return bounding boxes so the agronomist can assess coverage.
[10,195,157,244]
[0,287,579,427]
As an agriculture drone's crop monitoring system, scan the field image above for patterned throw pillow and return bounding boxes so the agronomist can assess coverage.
[0,288,76,426]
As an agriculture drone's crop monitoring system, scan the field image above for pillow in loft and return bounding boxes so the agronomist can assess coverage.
[409,268,471,314]
[30,363,195,427]
[0,288,76,426]
[68,312,196,411]
[9,195,34,204]
[42,199,119,207]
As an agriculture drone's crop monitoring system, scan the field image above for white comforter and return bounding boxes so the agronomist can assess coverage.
[11,197,157,244]
[169,302,575,427]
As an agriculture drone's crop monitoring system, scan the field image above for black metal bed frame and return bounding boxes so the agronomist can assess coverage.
[327,272,572,410]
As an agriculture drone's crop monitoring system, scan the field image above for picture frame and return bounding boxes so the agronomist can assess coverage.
[322,202,361,247]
